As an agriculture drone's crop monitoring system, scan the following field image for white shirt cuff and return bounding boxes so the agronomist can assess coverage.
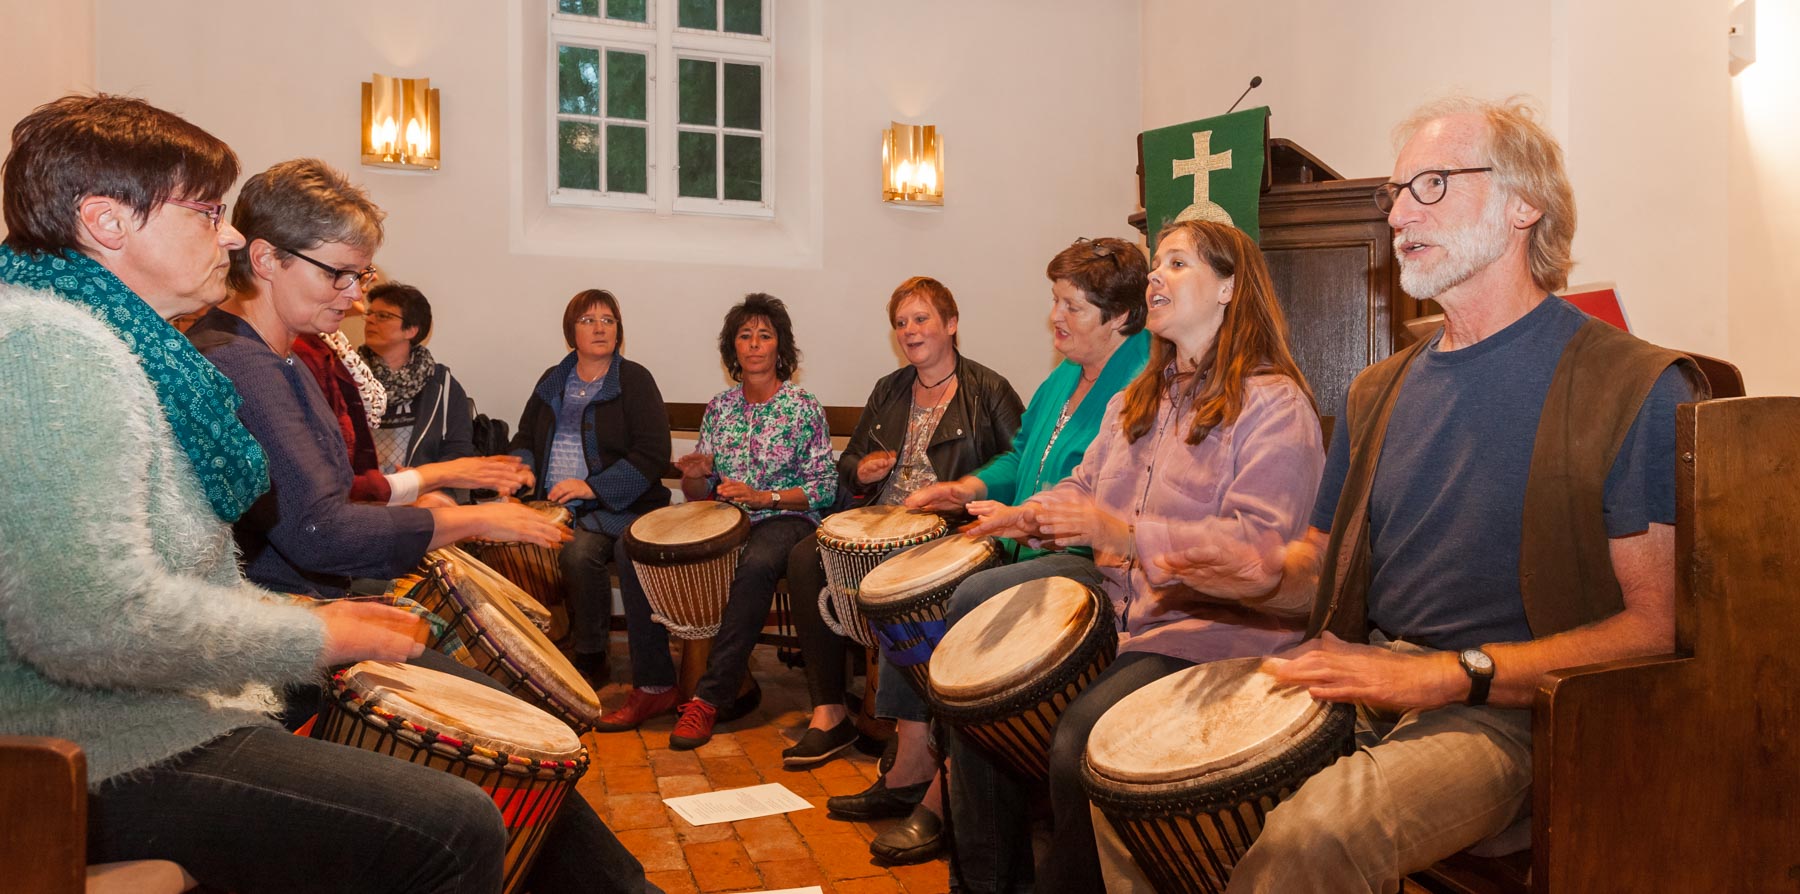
[386,469,423,506]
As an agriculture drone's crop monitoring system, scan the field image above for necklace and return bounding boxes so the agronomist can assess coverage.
[916,367,957,391]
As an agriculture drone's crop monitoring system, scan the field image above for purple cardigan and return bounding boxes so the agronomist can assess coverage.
[1042,372,1324,664]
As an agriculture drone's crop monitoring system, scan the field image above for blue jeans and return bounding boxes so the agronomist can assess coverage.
[940,554,1195,894]
[618,514,815,706]
[560,526,622,656]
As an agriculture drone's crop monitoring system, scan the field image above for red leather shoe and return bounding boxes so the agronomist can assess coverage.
[592,687,680,732]
[669,698,719,750]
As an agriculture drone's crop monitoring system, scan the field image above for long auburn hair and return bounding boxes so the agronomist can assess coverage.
[1120,219,1314,444]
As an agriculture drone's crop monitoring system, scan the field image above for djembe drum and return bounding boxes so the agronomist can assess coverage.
[856,534,998,699]
[317,661,588,894]
[471,500,572,608]
[815,505,947,648]
[928,575,1117,781]
[410,547,554,636]
[1081,657,1356,894]
[420,549,600,731]
[622,500,752,698]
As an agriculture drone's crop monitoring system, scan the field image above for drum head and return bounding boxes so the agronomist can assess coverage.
[817,505,945,550]
[437,546,552,629]
[527,500,573,528]
[929,576,1098,701]
[1085,657,1322,785]
[443,551,600,720]
[337,661,583,761]
[624,501,750,564]
[859,535,996,607]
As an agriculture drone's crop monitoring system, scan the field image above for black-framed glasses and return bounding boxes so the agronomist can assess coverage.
[165,198,227,230]
[1372,167,1493,213]
[281,246,379,291]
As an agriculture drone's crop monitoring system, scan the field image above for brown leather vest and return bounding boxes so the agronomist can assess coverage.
[1307,317,1706,643]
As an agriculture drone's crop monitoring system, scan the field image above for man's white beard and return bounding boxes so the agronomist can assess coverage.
[1396,192,1513,300]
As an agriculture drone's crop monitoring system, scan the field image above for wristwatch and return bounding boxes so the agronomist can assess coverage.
[765,491,779,510]
[1458,648,1496,706]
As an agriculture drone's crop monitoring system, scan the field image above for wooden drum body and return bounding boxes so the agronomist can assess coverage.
[928,576,1116,781]
[1080,657,1355,894]
[318,661,588,894]
[421,549,601,731]
[856,534,997,699]
[815,506,947,649]
[471,501,573,608]
[621,501,750,640]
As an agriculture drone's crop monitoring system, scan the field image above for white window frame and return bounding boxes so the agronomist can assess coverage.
[548,0,774,219]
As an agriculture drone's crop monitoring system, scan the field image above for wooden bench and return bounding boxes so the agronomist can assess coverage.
[1414,359,1800,892]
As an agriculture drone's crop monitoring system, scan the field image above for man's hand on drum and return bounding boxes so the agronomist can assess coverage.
[417,455,533,495]
[316,601,427,666]
[1261,632,1465,712]
[547,478,596,504]
[855,450,897,485]
[675,452,714,480]
[472,502,573,548]
[1030,490,1134,561]
[963,500,1043,541]
[905,478,980,513]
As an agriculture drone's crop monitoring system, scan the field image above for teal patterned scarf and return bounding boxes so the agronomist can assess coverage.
[0,246,269,521]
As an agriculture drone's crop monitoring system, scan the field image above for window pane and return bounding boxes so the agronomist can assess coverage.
[678,131,718,198]
[606,51,647,120]
[722,63,761,130]
[678,58,717,125]
[558,121,600,190]
[605,0,646,21]
[559,0,598,16]
[606,125,648,194]
[678,0,716,30]
[722,0,761,35]
[557,46,601,116]
[723,134,761,202]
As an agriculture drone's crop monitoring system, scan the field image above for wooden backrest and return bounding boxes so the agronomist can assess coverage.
[0,736,87,893]
[1534,395,1799,891]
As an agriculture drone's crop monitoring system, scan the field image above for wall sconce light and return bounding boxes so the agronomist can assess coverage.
[882,122,943,207]
[361,74,440,171]
[1729,0,1756,75]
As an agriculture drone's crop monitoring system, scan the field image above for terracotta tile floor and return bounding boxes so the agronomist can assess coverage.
[580,637,950,894]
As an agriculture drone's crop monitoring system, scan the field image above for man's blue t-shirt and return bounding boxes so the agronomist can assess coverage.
[1310,297,1692,651]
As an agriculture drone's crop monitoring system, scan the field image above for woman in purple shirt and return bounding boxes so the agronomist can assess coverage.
[962,219,1326,894]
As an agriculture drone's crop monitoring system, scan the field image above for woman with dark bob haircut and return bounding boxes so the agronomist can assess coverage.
[602,293,836,750]
[780,274,1026,863]
[507,288,671,683]
[0,94,514,893]
[957,219,1326,892]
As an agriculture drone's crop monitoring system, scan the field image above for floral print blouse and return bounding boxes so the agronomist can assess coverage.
[696,381,837,523]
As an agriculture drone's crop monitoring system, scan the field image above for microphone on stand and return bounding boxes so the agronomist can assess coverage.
[1225,76,1263,115]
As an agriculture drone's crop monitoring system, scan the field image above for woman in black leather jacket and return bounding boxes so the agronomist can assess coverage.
[783,276,1023,863]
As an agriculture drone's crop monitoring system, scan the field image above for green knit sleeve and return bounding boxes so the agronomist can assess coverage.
[0,301,325,693]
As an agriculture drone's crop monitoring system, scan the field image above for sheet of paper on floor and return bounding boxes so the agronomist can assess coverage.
[662,782,814,826]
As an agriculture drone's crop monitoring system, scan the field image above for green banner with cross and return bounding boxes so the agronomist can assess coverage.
[1141,106,1269,248]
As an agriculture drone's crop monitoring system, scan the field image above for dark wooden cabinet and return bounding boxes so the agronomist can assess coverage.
[1133,139,1436,429]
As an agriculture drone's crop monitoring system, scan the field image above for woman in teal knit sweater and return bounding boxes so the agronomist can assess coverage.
[0,95,514,893]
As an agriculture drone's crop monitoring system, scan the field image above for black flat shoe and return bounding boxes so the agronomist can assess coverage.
[782,719,859,768]
[717,678,763,723]
[826,774,930,821]
[870,804,943,864]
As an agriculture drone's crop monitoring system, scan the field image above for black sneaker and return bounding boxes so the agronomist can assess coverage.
[781,718,859,768]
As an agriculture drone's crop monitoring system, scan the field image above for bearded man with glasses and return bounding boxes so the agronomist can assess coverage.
[1162,98,1708,892]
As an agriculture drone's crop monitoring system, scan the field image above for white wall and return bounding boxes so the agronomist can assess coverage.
[1728,0,1800,396]
[1141,0,1737,372]
[90,0,1144,418]
[0,2,95,176]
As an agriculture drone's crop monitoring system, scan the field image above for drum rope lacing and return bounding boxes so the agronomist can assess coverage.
[327,670,588,777]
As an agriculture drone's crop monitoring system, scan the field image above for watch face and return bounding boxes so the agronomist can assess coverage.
[1461,649,1494,672]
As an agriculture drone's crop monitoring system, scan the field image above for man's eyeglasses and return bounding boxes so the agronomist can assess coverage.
[1372,167,1493,214]
[281,246,379,291]
[166,198,227,230]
